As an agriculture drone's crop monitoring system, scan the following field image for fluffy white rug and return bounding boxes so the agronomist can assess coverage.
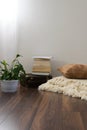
[38,76,87,101]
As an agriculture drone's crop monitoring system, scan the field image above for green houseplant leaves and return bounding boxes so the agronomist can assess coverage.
[0,54,26,80]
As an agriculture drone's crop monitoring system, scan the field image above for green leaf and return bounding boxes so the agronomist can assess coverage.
[0,54,26,80]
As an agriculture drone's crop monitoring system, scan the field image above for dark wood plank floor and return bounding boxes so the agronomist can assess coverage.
[0,86,87,130]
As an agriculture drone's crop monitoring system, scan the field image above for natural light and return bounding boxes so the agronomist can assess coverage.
[0,0,18,62]
[0,0,18,23]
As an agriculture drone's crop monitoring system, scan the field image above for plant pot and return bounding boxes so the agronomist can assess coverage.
[0,80,19,92]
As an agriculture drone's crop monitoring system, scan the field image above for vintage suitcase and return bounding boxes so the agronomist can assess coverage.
[20,73,52,87]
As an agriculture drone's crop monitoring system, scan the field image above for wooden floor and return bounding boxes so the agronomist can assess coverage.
[0,86,87,130]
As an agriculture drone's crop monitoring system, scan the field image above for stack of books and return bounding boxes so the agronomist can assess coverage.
[32,56,52,75]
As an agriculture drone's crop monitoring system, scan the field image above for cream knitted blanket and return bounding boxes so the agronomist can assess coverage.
[38,76,87,101]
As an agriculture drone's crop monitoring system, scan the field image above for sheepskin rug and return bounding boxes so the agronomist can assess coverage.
[38,76,87,101]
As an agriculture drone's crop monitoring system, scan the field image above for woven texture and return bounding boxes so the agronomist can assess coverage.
[38,76,87,101]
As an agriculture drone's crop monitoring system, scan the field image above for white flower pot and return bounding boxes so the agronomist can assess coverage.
[1,80,19,92]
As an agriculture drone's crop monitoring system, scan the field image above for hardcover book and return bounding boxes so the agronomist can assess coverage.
[32,56,52,75]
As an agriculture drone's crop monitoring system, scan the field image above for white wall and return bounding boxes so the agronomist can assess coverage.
[0,0,18,63]
[18,0,87,76]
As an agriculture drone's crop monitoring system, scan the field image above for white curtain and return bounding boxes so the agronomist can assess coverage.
[0,0,18,63]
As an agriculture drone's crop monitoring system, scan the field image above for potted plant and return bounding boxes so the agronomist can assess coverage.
[0,54,26,92]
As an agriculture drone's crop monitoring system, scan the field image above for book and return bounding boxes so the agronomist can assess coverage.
[31,72,50,76]
[32,56,52,59]
[32,56,52,75]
